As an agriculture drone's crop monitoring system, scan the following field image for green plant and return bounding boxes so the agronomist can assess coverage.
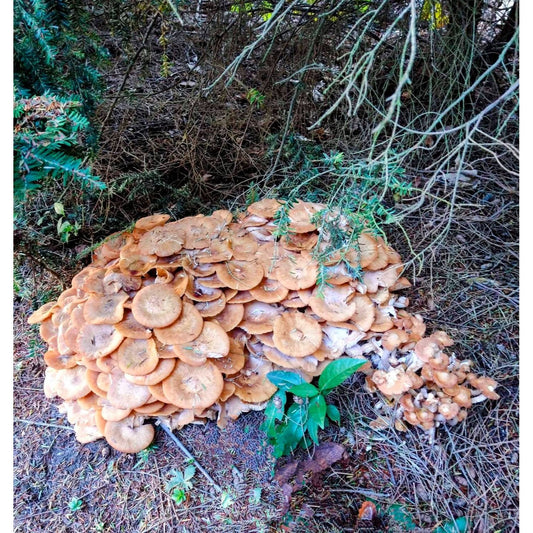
[14,0,107,116]
[166,464,196,505]
[14,94,105,203]
[67,497,83,512]
[220,490,235,509]
[134,443,159,469]
[246,88,265,108]
[260,358,367,457]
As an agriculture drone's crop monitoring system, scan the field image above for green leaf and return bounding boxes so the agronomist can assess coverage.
[326,404,341,423]
[388,504,417,530]
[183,465,196,482]
[53,202,65,215]
[260,391,286,438]
[220,491,235,508]
[308,395,327,428]
[318,358,368,392]
[171,488,187,505]
[250,487,262,504]
[289,383,319,398]
[433,517,468,533]
[306,417,319,445]
[267,370,306,390]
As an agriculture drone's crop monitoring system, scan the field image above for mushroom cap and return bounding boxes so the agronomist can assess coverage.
[349,294,376,332]
[433,370,459,389]
[115,310,152,340]
[363,265,402,294]
[135,214,171,231]
[249,278,289,303]
[262,345,301,369]
[174,321,230,364]
[125,358,176,386]
[196,239,233,264]
[132,283,182,328]
[54,366,91,401]
[211,303,245,332]
[194,295,226,318]
[83,292,130,325]
[233,354,277,402]
[275,251,319,291]
[415,338,443,362]
[211,350,246,376]
[469,376,500,400]
[287,200,324,233]
[381,328,410,351]
[247,198,284,218]
[154,301,203,345]
[181,216,219,249]
[430,330,455,347]
[215,260,264,291]
[43,350,78,370]
[371,367,413,396]
[119,244,157,276]
[28,301,58,325]
[280,231,318,252]
[104,416,155,453]
[117,338,159,376]
[272,311,322,357]
[347,232,379,269]
[138,224,185,257]
[309,284,356,322]
[239,301,282,334]
[76,323,124,360]
[106,371,152,410]
[162,361,224,410]
[438,399,460,420]
[229,232,259,261]
[365,237,390,271]
[185,277,223,302]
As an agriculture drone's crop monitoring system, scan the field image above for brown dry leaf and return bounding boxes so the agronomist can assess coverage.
[274,442,347,513]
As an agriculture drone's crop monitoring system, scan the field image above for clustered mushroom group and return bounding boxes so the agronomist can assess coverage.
[28,199,500,453]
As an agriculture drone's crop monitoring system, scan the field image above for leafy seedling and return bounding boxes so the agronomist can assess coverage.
[67,497,83,512]
[166,465,196,505]
[260,358,367,457]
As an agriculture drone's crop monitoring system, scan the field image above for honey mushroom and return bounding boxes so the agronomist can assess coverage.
[27,200,500,453]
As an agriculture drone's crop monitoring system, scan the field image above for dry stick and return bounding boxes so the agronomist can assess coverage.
[155,419,222,493]
[101,11,161,129]
[14,417,74,431]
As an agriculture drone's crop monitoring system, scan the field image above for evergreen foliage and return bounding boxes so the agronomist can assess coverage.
[14,93,105,204]
[14,0,107,115]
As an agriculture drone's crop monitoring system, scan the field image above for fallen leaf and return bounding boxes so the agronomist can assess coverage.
[274,442,347,513]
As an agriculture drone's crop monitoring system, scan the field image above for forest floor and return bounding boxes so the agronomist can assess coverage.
[13,6,519,532]
[13,166,519,532]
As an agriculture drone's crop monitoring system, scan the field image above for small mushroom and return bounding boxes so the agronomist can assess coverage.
[104,415,155,453]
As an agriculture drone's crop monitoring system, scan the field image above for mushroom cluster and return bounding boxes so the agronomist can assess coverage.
[28,199,499,453]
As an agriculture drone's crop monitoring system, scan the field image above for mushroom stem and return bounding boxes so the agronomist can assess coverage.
[470,393,488,404]
[156,419,222,492]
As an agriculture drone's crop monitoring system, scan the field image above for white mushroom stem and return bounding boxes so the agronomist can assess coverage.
[380,304,397,319]
[435,413,447,424]
[400,350,424,372]
[391,296,409,309]
[471,393,489,404]
[427,426,436,445]
[354,282,367,294]
[414,389,428,408]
